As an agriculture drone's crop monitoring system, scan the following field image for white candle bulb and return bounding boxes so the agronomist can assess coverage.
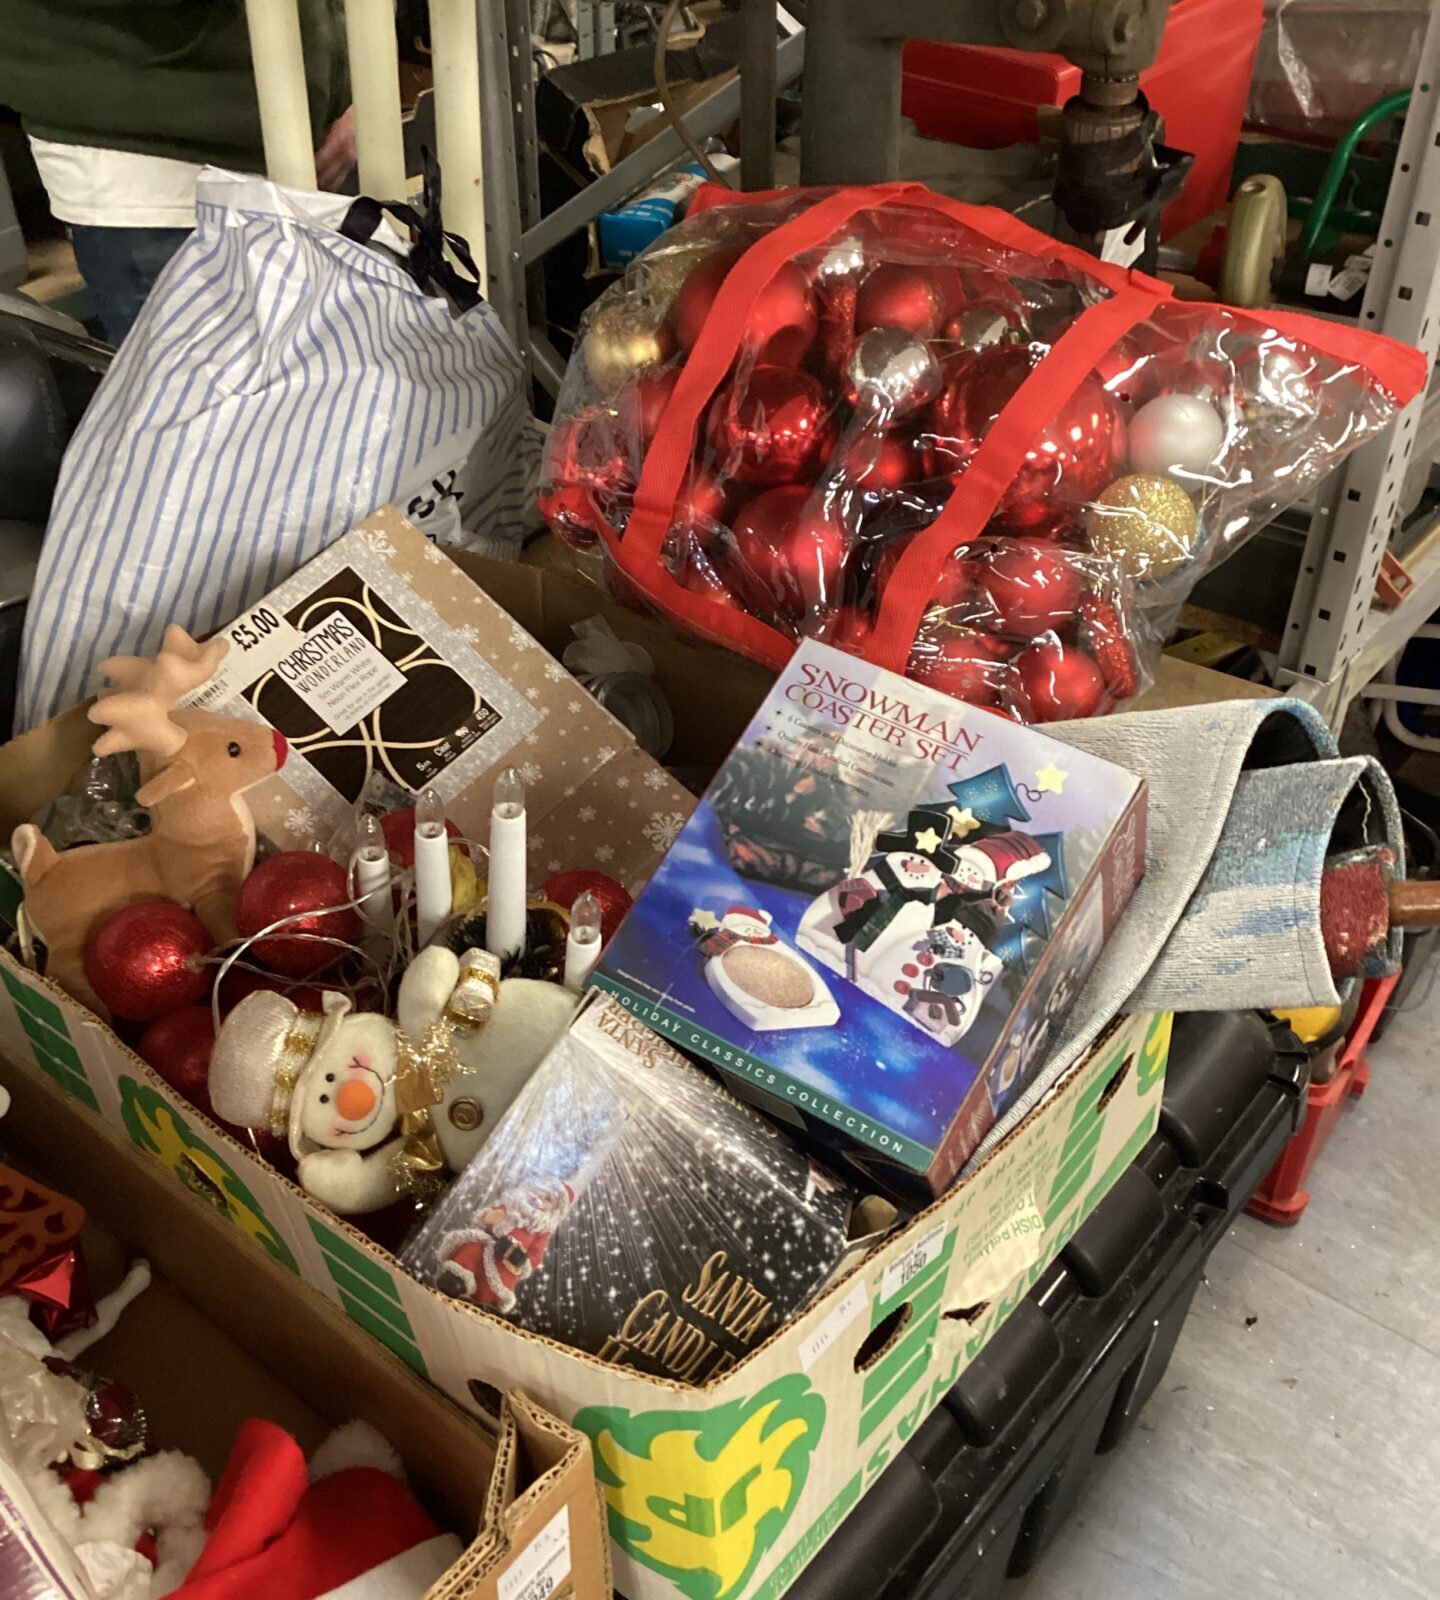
[352,812,394,940]
[485,766,528,961]
[413,787,453,948]
[563,890,603,993]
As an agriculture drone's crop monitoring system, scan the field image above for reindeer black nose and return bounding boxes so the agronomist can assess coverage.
[227,741,241,757]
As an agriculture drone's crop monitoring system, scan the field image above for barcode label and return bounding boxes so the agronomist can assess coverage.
[499,1507,571,1600]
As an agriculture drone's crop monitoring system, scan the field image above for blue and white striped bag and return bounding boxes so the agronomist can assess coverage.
[17,170,537,731]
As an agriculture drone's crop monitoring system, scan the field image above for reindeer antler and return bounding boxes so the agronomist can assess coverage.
[98,625,228,702]
[89,626,230,762]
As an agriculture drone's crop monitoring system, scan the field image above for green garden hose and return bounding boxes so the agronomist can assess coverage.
[1299,88,1411,263]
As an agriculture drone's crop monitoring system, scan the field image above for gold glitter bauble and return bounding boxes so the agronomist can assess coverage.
[628,240,717,314]
[583,300,674,393]
[1084,474,1198,582]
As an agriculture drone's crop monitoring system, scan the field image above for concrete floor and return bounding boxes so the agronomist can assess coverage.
[1012,986,1440,1599]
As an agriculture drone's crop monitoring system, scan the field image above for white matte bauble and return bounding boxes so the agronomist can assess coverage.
[1127,394,1226,478]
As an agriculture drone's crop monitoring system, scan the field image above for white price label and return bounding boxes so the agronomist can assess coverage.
[182,606,305,712]
[879,1222,950,1304]
[798,1280,868,1371]
[1098,223,1146,269]
[499,1507,571,1600]
[1305,263,1334,298]
[279,609,406,734]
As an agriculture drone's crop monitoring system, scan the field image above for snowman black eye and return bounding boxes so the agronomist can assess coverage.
[325,1073,335,1082]
[319,1094,330,1105]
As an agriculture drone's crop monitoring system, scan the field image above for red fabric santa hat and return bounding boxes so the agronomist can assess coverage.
[168,1419,461,1600]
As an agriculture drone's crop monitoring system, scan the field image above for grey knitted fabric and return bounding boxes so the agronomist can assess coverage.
[964,697,1405,1172]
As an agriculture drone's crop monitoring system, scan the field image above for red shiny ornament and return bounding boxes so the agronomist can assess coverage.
[1091,339,1161,410]
[821,605,876,655]
[872,534,986,617]
[979,539,1083,639]
[925,345,1123,537]
[1015,641,1107,721]
[817,276,858,377]
[236,852,362,977]
[84,900,211,1023]
[675,466,732,530]
[1079,592,1141,700]
[138,1004,217,1115]
[537,484,608,551]
[618,366,681,444]
[545,409,633,493]
[726,485,849,621]
[671,245,817,364]
[837,430,925,496]
[909,628,1013,705]
[12,1247,94,1339]
[540,870,633,944]
[379,808,467,868]
[706,367,835,488]
[855,264,949,340]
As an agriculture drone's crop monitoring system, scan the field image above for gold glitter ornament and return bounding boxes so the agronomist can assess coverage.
[1084,473,1198,582]
[628,239,717,315]
[583,300,675,393]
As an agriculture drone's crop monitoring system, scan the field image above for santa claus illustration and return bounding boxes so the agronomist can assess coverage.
[435,1177,577,1313]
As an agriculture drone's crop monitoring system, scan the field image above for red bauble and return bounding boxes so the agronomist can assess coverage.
[874,533,987,618]
[235,852,362,977]
[1015,641,1107,721]
[837,430,924,496]
[706,368,835,488]
[925,345,1123,537]
[671,246,817,365]
[540,870,633,944]
[379,808,467,868]
[1091,339,1160,410]
[909,629,1013,705]
[84,901,211,1023]
[978,539,1083,640]
[726,485,849,621]
[545,409,633,494]
[537,483,606,551]
[675,467,731,530]
[618,367,681,445]
[1078,592,1141,700]
[855,264,953,340]
[822,605,876,655]
[138,1005,217,1114]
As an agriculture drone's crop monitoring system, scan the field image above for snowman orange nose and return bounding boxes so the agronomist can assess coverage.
[335,1080,376,1121]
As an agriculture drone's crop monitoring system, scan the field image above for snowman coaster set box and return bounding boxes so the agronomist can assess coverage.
[593,640,1146,1193]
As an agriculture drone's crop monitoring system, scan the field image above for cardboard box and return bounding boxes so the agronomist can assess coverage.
[593,639,1146,1194]
[0,1048,611,1600]
[0,538,1171,1600]
[183,507,696,891]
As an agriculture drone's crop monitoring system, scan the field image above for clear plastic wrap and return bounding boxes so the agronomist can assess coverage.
[1248,0,1427,140]
[539,184,1424,722]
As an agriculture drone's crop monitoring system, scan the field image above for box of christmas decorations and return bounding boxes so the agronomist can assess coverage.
[0,1015,612,1600]
[592,637,1146,1195]
[0,506,1171,1600]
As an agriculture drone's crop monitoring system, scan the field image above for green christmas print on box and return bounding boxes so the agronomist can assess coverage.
[577,1375,826,1600]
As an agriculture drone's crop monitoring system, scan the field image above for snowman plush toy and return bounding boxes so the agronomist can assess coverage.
[692,903,839,1032]
[211,989,411,1214]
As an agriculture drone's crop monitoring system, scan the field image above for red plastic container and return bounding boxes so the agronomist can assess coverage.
[1246,971,1400,1225]
[901,0,1264,238]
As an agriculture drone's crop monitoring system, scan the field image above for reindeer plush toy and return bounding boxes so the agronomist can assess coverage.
[12,625,286,1015]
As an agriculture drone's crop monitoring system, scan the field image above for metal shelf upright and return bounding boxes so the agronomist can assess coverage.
[1274,8,1440,727]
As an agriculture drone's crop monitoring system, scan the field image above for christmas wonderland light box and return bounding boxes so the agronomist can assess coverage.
[593,640,1146,1192]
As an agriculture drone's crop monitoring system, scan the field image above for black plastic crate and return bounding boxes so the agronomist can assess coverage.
[786,1010,1307,1600]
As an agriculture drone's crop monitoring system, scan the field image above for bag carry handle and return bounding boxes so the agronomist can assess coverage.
[340,148,485,313]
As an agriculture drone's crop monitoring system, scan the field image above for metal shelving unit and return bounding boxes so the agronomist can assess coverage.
[1274,7,1440,727]
[474,0,801,394]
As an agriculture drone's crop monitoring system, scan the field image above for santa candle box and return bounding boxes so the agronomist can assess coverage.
[593,640,1147,1195]
[402,992,857,1385]
[176,505,695,889]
